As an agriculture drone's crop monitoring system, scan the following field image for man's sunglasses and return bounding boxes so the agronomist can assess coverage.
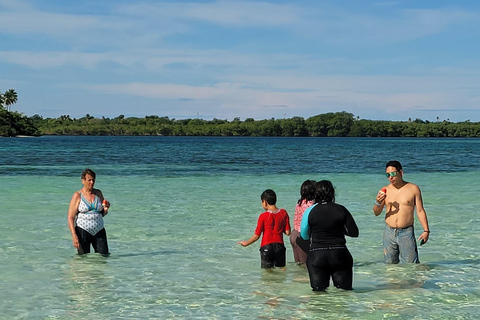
[385,171,399,178]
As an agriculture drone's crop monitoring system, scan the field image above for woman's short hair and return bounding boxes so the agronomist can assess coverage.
[81,168,96,180]
[315,180,335,203]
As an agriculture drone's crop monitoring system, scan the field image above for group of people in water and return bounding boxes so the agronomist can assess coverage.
[237,160,430,292]
[68,160,430,292]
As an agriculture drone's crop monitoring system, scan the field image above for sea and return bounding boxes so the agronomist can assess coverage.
[1,136,479,320]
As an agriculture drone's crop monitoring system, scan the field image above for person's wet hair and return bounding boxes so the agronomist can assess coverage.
[298,180,316,204]
[81,168,96,180]
[261,189,277,205]
[386,160,402,172]
[315,180,335,203]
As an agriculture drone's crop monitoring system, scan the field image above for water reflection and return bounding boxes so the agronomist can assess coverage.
[63,254,112,318]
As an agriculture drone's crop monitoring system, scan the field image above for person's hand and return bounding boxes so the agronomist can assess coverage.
[237,241,248,247]
[72,234,80,249]
[376,189,386,205]
[102,199,110,209]
[102,199,110,215]
[418,231,430,245]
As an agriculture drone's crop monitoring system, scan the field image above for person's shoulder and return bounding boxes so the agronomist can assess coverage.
[329,201,345,210]
[92,188,103,197]
[258,211,268,218]
[70,191,81,203]
[280,208,290,217]
[405,182,421,192]
[337,203,352,214]
[335,202,347,209]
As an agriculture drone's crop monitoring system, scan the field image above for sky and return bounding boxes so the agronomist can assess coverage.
[1,0,480,122]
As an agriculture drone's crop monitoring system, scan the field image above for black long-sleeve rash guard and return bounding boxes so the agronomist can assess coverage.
[304,202,359,249]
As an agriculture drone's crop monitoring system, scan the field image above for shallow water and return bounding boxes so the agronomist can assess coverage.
[1,136,479,319]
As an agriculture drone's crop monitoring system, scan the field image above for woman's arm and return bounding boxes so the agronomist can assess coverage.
[67,192,80,248]
[95,189,110,216]
[344,208,359,238]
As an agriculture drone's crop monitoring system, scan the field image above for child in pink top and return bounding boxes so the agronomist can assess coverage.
[289,180,316,265]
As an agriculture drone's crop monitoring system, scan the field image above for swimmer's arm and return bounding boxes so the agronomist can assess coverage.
[67,192,80,248]
[415,187,430,243]
[284,214,291,236]
[373,189,386,216]
[237,234,260,247]
[300,204,315,240]
[344,210,359,238]
[95,189,109,216]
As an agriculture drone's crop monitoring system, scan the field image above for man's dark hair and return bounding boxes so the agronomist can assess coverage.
[386,160,403,171]
[261,189,277,205]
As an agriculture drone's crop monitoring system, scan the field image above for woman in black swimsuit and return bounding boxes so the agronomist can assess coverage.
[301,180,359,291]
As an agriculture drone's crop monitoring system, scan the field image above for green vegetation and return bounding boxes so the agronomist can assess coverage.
[2,89,18,112]
[31,112,480,137]
[1,89,41,137]
[2,88,480,137]
[0,108,40,137]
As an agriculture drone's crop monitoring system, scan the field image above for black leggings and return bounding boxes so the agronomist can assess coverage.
[306,247,353,291]
[75,227,109,255]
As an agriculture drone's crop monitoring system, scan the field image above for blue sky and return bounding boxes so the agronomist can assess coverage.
[1,0,480,122]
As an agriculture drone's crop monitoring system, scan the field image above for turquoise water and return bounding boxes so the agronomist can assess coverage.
[1,136,479,319]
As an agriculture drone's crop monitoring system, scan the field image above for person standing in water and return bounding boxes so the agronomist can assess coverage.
[238,189,291,269]
[68,168,111,255]
[290,180,316,265]
[373,160,430,264]
[300,180,359,291]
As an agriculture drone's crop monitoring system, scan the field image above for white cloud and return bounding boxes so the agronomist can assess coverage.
[0,51,110,68]
[116,0,300,27]
[93,82,228,99]
[2,0,480,121]
[0,6,120,36]
[87,70,480,118]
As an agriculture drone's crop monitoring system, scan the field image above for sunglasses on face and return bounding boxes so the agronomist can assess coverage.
[385,171,398,178]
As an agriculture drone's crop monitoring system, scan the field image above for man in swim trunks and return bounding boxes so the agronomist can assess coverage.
[373,160,430,264]
[238,189,291,269]
[68,168,111,255]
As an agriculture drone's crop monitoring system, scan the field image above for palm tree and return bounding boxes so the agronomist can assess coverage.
[4,89,18,112]
[0,92,4,109]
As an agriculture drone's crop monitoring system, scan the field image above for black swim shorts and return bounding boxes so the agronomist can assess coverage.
[259,243,286,269]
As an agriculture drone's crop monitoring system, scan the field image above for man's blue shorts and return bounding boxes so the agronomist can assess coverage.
[383,224,419,264]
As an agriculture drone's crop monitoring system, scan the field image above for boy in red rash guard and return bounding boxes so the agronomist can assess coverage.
[238,189,291,269]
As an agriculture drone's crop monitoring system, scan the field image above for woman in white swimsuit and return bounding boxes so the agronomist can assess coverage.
[68,168,110,255]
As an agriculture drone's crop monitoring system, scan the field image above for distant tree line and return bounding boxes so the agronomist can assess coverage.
[1,88,480,137]
[30,111,480,137]
[1,89,41,137]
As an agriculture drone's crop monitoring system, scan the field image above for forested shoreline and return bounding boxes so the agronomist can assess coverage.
[2,109,480,137]
[0,108,41,137]
[2,88,479,137]
[29,111,480,137]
